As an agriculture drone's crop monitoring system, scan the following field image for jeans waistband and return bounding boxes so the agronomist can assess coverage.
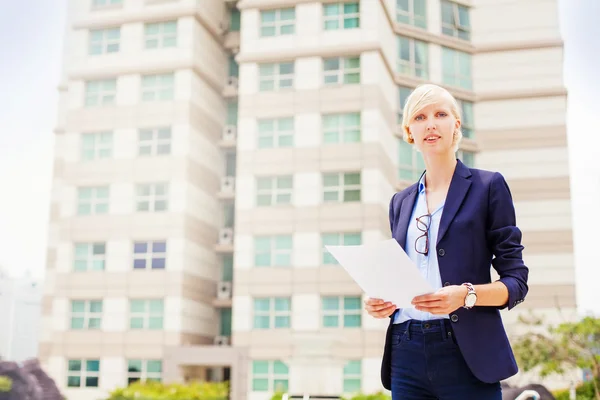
[392,319,454,340]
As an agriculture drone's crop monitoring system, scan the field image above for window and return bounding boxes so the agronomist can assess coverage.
[322,233,361,265]
[67,360,100,388]
[396,0,426,29]
[442,47,472,90]
[85,79,116,107]
[397,36,428,79]
[130,299,164,329]
[225,152,237,176]
[323,2,360,30]
[397,86,412,124]
[441,0,470,40]
[252,361,289,392]
[260,8,295,36]
[257,117,294,148]
[77,186,109,215]
[343,361,362,393]
[256,176,293,206]
[139,127,171,156]
[70,300,102,330]
[226,101,238,127]
[220,308,232,336]
[74,243,106,271]
[230,8,241,32]
[136,183,168,212]
[127,360,162,385]
[323,172,361,202]
[457,150,475,167]
[89,28,120,55]
[145,21,177,49]
[323,57,360,85]
[81,132,112,161]
[222,255,234,281]
[228,55,239,78]
[254,235,292,267]
[259,63,294,91]
[323,113,361,143]
[92,0,122,8]
[322,296,361,327]
[133,241,167,270]
[458,100,474,139]
[253,297,291,329]
[141,73,174,101]
[398,140,425,181]
[223,203,235,228]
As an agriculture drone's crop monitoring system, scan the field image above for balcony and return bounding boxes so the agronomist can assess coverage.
[217,176,235,200]
[213,280,233,308]
[222,76,239,98]
[215,227,234,253]
[219,125,237,149]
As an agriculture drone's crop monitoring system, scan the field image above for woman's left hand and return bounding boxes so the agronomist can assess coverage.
[411,285,468,315]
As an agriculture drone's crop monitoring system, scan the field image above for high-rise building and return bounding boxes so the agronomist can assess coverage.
[41,0,574,399]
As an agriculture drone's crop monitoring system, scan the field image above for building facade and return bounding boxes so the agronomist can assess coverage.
[40,0,574,399]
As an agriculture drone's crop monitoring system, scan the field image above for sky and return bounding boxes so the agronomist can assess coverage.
[0,1,598,315]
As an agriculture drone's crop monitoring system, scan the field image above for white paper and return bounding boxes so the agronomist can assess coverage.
[325,238,434,308]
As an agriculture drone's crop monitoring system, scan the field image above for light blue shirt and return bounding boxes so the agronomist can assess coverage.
[393,174,449,324]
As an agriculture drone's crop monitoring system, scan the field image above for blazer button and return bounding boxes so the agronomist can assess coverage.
[438,248,445,257]
[450,314,459,323]
[444,282,450,287]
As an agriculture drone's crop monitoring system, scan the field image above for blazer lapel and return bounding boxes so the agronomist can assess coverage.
[396,188,418,251]
[437,160,472,245]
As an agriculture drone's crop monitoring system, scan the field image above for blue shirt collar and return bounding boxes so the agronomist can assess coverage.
[418,174,426,194]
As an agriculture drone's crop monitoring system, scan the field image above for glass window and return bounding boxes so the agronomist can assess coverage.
[457,150,475,167]
[133,241,167,270]
[230,8,241,32]
[85,79,116,107]
[322,296,362,327]
[343,360,362,393]
[259,63,294,91]
[322,233,361,265]
[222,255,234,281]
[397,36,428,79]
[442,47,472,90]
[89,28,120,55]
[145,21,177,49]
[135,183,168,212]
[138,127,171,156]
[257,117,294,148]
[458,100,474,139]
[398,140,425,181]
[141,73,174,101]
[256,176,293,206]
[323,2,360,30]
[74,243,106,271]
[254,235,293,267]
[323,112,361,143]
[323,172,361,202]
[70,300,103,330]
[127,360,162,385]
[226,101,238,126]
[228,55,239,78]
[67,359,100,388]
[260,8,295,36]
[252,360,289,392]
[323,56,360,85]
[397,86,412,124]
[396,0,426,29]
[77,186,109,215]
[92,0,122,7]
[81,131,112,161]
[253,297,291,329]
[441,0,471,40]
[130,299,164,329]
[219,308,232,336]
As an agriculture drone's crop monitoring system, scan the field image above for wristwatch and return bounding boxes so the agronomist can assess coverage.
[462,282,477,309]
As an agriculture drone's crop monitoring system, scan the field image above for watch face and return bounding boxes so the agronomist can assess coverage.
[466,293,477,307]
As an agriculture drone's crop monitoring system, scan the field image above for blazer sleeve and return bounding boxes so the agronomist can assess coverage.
[486,172,529,310]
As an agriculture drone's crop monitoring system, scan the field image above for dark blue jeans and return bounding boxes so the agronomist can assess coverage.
[391,319,502,400]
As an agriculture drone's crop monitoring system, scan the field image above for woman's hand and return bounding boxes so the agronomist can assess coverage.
[364,297,397,318]
[412,285,468,315]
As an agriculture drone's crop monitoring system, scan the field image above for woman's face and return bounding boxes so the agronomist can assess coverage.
[407,99,460,156]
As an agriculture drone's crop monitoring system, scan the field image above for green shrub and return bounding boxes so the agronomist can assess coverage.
[269,391,391,400]
[552,379,600,400]
[105,380,229,400]
[0,376,12,392]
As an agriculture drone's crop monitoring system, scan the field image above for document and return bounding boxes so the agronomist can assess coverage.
[325,238,434,308]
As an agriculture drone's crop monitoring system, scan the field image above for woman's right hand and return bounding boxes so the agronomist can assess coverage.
[364,297,397,318]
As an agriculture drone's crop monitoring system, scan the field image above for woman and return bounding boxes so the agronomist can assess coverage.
[364,84,529,399]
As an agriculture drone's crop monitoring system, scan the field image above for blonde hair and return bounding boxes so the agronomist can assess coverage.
[401,84,463,151]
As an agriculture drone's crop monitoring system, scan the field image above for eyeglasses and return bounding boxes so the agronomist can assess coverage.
[415,214,431,255]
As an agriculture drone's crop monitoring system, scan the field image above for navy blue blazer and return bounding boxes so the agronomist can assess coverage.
[381,159,529,389]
